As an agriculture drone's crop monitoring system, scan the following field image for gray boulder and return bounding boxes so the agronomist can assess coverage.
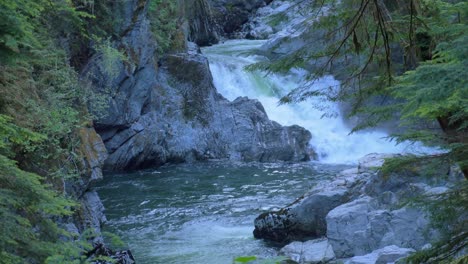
[254,186,349,242]
[253,162,382,243]
[79,190,107,244]
[326,196,380,258]
[280,238,336,264]
[254,153,460,259]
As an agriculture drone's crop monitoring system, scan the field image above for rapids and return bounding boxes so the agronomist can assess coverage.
[202,39,426,164]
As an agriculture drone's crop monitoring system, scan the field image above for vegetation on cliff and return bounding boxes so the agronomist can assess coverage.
[1,0,90,262]
[0,0,195,260]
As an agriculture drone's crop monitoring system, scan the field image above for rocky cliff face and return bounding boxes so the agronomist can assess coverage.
[210,0,273,36]
[62,127,135,263]
[83,0,312,171]
[183,0,273,45]
[185,0,220,46]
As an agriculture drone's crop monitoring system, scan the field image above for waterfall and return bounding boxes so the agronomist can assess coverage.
[203,40,428,164]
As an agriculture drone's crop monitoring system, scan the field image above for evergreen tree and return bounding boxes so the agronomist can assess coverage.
[0,0,100,262]
[253,0,467,261]
[255,0,467,178]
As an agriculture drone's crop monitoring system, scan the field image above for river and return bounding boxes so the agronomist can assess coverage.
[97,162,351,263]
[97,39,411,263]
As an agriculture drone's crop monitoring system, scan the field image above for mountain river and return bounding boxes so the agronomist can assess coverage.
[97,39,421,263]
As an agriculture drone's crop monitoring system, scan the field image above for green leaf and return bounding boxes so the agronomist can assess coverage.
[234,256,258,263]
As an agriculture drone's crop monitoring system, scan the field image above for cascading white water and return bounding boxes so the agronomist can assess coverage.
[203,39,426,164]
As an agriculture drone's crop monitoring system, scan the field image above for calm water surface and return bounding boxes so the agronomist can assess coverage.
[97,161,351,264]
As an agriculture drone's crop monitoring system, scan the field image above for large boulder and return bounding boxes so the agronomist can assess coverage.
[253,165,370,242]
[325,196,434,258]
[254,154,463,258]
[253,186,349,242]
[326,196,380,258]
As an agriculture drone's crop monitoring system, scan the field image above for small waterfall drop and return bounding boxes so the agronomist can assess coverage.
[203,40,423,164]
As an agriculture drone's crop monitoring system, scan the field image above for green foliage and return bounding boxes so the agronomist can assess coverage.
[253,0,468,173]
[256,1,467,260]
[266,12,289,28]
[0,0,117,262]
[102,231,126,249]
[0,0,91,63]
[234,255,257,263]
[0,114,83,263]
[148,0,181,54]
[389,33,468,173]
[233,255,288,264]
[95,38,128,80]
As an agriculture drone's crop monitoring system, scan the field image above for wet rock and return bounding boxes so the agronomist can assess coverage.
[357,153,393,173]
[71,127,108,196]
[254,186,348,242]
[346,245,415,264]
[184,0,272,44]
[280,238,336,264]
[210,0,270,35]
[185,0,220,46]
[90,244,136,264]
[99,46,312,170]
[254,153,459,258]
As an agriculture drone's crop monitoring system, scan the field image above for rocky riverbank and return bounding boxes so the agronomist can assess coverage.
[253,154,465,263]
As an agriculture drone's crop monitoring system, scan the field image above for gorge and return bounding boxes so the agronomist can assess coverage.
[0,0,466,263]
[94,1,464,263]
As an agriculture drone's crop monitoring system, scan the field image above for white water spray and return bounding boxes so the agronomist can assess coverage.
[203,40,428,164]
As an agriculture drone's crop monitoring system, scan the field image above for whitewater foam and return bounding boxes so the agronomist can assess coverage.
[203,40,433,164]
